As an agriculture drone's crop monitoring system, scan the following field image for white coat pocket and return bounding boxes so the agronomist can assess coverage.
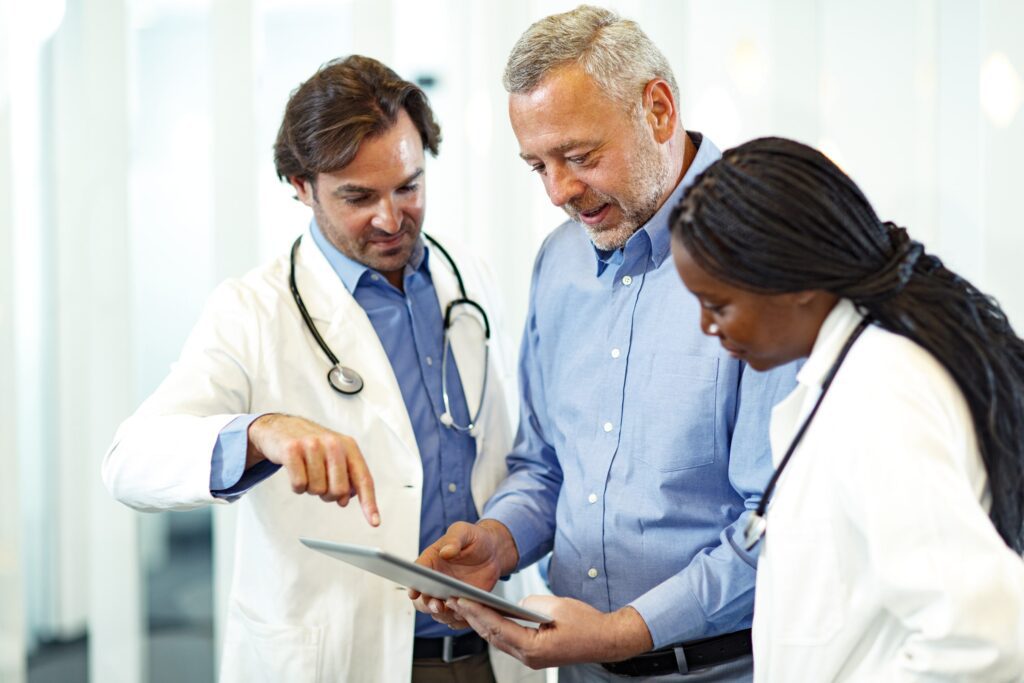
[766,527,847,645]
[221,601,324,683]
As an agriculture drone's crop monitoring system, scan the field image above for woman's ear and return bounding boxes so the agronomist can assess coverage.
[783,289,836,310]
[793,290,817,306]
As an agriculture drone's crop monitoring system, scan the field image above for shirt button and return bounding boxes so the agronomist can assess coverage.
[370,273,380,281]
[603,422,613,432]
[588,493,598,504]
[621,275,633,286]
[587,568,599,578]
[448,483,457,493]
[425,356,433,366]
[610,348,621,359]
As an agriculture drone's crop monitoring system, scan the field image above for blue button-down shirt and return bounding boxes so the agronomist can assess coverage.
[483,133,798,650]
[210,219,479,638]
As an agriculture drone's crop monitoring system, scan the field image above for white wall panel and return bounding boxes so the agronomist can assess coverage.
[50,0,145,680]
[0,0,27,677]
[980,0,1024,328]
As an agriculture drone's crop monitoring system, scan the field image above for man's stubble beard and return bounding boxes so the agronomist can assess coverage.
[580,126,674,252]
[312,200,420,274]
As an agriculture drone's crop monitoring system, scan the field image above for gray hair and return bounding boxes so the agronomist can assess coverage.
[503,5,679,113]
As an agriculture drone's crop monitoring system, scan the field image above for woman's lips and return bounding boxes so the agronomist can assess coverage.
[721,341,745,357]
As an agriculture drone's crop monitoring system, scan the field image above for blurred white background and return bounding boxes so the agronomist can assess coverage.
[2,0,1022,680]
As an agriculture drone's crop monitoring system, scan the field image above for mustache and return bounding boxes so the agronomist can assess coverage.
[365,217,419,242]
[565,190,616,218]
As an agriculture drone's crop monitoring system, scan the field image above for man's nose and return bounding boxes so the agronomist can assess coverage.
[370,199,401,233]
[545,166,585,207]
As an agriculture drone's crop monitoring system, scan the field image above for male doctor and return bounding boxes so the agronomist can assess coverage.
[102,55,538,683]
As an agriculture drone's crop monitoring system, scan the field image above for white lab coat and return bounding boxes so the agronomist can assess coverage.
[753,299,1024,682]
[103,230,545,683]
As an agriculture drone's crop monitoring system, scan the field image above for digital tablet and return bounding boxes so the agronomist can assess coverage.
[300,538,553,624]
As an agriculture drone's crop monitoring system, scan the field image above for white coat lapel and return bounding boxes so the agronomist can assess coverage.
[428,243,487,435]
[293,233,420,462]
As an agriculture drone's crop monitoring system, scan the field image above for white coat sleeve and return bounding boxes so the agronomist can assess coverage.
[102,279,263,512]
[840,352,1024,681]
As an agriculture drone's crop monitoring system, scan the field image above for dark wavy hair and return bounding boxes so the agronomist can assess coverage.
[670,136,1024,554]
[274,55,441,184]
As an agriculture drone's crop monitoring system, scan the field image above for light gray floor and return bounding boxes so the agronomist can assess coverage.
[28,513,215,683]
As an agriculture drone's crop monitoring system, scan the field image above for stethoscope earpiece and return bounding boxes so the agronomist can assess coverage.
[439,412,454,428]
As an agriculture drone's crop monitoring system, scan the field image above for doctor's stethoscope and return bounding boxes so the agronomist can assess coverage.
[288,233,490,433]
[743,317,871,551]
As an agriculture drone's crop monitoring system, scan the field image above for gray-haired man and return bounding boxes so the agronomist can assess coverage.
[413,6,797,681]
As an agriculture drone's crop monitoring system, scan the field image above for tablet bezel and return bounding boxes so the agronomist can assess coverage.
[299,537,553,624]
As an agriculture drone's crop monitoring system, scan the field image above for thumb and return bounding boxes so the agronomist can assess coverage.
[438,522,476,560]
[520,594,561,619]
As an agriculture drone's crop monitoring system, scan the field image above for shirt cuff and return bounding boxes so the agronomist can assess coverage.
[210,414,280,499]
[480,501,553,571]
[629,575,706,649]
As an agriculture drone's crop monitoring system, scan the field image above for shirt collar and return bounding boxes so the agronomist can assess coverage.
[593,131,721,276]
[309,217,428,294]
[796,298,867,390]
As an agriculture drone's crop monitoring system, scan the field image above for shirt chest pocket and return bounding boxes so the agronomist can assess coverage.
[623,355,719,472]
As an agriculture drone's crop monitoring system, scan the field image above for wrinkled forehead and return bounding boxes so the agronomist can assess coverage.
[508,67,633,155]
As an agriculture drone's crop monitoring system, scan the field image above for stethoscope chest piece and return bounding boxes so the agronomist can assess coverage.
[328,365,364,395]
[291,232,487,421]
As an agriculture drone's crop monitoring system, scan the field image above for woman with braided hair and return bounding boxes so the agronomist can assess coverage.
[670,136,1024,682]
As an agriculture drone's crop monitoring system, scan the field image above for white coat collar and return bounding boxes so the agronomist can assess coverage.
[291,228,419,461]
[769,299,866,466]
[796,298,867,392]
[425,241,488,435]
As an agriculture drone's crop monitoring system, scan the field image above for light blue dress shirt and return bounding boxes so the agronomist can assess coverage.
[483,133,798,651]
[210,220,479,638]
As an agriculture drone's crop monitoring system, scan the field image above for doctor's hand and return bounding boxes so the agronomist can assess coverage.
[408,519,519,628]
[446,595,653,669]
[246,414,380,526]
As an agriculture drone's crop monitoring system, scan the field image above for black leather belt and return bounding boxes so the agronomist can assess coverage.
[413,632,488,663]
[601,629,752,677]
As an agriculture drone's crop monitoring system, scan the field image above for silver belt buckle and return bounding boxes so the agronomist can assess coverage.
[442,635,475,664]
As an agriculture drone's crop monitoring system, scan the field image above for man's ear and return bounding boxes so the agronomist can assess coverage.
[643,78,677,144]
[289,175,315,206]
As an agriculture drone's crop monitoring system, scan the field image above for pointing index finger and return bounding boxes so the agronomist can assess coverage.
[346,443,379,526]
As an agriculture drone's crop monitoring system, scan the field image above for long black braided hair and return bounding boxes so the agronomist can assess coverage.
[671,136,1024,554]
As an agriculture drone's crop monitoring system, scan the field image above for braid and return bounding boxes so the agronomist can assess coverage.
[671,137,1024,553]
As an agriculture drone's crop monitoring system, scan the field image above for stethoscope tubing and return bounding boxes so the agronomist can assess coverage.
[743,316,871,550]
[289,232,489,429]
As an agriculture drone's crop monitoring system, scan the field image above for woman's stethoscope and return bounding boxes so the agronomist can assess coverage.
[743,317,871,550]
[288,233,490,433]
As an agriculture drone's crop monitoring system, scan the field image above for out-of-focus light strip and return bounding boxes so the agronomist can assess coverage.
[10,0,65,49]
[692,86,741,148]
[729,39,767,96]
[980,53,1022,128]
